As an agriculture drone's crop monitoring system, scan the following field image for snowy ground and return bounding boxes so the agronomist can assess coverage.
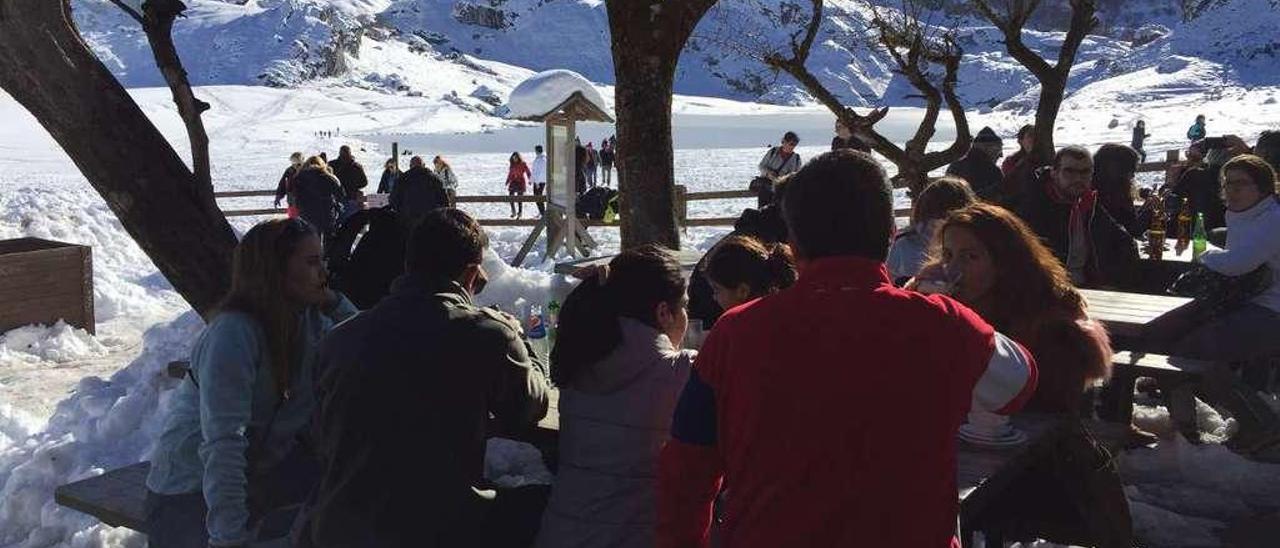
[0,78,1278,546]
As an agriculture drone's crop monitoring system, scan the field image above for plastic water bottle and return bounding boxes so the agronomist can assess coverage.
[527,304,548,360]
[1191,212,1207,261]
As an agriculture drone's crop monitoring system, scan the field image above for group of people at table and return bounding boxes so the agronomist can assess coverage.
[142,130,1280,547]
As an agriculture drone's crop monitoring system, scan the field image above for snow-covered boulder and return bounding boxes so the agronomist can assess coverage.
[505,69,611,121]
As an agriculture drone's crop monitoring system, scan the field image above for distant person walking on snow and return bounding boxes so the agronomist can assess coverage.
[531,145,548,216]
[507,152,532,219]
[329,145,368,222]
[600,140,615,187]
[292,156,346,239]
[275,151,304,217]
[586,142,599,188]
[754,131,802,207]
[1132,120,1151,163]
[376,158,399,195]
[434,156,459,206]
[575,140,589,195]
[1188,114,1207,143]
[145,218,357,548]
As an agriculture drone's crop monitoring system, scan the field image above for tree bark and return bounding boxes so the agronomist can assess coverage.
[607,0,717,251]
[0,0,237,317]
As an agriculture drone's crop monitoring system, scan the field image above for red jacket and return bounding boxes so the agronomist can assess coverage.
[506,161,531,193]
[658,256,1036,548]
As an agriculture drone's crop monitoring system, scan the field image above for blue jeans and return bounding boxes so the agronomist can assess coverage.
[1170,303,1280,437]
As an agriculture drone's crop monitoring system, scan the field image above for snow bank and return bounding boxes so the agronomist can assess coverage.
[0,322,119,366]
[505,69,611,120]
[0,312,204,546]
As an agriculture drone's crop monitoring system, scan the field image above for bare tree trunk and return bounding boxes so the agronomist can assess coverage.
[972,0,1097,167]
[0,0,236,317]
[607,0,717,251]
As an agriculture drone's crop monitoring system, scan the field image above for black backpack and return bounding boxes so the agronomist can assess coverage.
[1168,263,1272,318]
[576,187,617,220]
[327,208,407,309]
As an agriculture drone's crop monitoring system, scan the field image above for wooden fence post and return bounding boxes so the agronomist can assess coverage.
[674,184,688,228]
[1164,149,1180,187]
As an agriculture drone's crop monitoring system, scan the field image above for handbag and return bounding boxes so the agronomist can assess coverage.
[1168,263,1272,316]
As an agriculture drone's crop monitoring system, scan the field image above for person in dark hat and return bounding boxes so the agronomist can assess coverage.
[946,127,1005,201]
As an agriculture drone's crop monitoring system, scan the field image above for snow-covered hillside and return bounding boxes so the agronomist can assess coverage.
[77,0,1280,109]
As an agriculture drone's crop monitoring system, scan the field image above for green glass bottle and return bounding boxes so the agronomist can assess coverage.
[1191,213,1208,260]
[547,300,561,346]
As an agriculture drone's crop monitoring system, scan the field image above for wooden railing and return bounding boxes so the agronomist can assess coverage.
[215,148,1181,224]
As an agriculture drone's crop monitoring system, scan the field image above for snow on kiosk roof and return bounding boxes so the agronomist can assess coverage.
[505,69,613,123]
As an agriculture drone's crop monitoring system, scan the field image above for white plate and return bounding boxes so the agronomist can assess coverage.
[958,423,1028,447]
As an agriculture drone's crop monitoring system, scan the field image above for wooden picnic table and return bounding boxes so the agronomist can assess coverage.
[1080,288,1194,342]
[1134,238,1221,295]
[552,249,704,276]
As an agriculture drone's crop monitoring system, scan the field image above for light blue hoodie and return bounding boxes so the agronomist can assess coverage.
[146,295,357,546]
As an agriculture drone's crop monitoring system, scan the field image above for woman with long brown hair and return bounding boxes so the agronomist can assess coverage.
[913,203,1137,543]
[145,218,358,547]
[912,203,1111,414]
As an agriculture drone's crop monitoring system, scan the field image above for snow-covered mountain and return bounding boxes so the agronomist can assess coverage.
[72,0,1280,113]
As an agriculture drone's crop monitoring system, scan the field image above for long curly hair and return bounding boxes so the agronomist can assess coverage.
[923,203,1083,330]
[922,204,1112,406]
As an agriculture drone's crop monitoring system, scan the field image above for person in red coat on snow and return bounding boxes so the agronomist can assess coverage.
[657,150,1038,548]
[506,152,532,218]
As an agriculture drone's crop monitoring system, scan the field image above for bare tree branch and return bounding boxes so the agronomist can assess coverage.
[970,0,1096,172]
[971,0,1053,78]
[107,0,145,25]
[107,0,217,214]
[1057,0,1100,79]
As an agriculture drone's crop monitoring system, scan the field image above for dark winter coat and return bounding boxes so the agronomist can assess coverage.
[947,150,1004,201]
[575,145,588,194]
[298,275,550,547]
[1016,169,1140,289]
[600,147,615,167]
[376,168,398,195]
[292,168,345,234]
[1168,164,1227,231]
[328,156,368,199]
[275,164,300,205]
[390,166,449,227]
[1131,127,1150,151]
[324,207,407,310]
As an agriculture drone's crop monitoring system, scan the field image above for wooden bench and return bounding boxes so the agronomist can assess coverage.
[1106,351,1216,424]
[54,462,151,533]
[56,365,561,532]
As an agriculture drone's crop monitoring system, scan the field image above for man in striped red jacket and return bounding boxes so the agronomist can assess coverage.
[658,150,1037,548]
